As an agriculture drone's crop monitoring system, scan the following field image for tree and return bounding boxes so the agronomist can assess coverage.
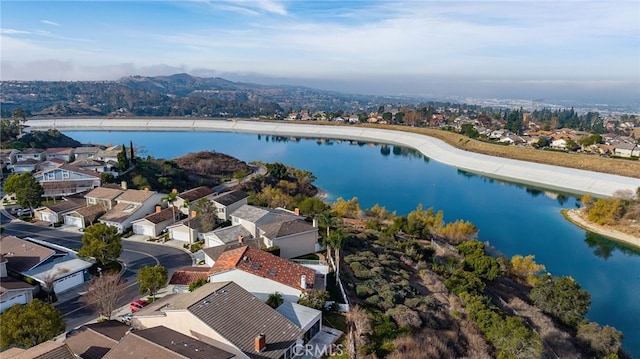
[78,223,122,266]
[331,197,362,219]
[195,198,218,232]
[326,228,348,282]
[117,144,129,171]
[129,140,135,164]
[138,265,168,301]
[0,300,65,349]
[266,292,284,308]
[530,274,591,328]
[163,190,178,223]
[577,322,623,357]
[296,197,327,217]
[2,172,44,212]
[444,269,485,296]
[298,290,329,310]
[266,162,288,180]
[189,278,208,292]
[83,273,126,320]
[510,255,546,286]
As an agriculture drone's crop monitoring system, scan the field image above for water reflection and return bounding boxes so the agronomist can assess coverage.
[584,232,640,260]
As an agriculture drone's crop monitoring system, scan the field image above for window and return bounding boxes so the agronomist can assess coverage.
[46,173,55,181]
[62,171,70,179]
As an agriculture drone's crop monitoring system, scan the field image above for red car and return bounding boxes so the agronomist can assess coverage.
[129,299,149,312]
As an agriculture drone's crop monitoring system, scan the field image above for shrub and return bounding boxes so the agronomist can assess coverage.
[261,246,280,257]
[356,284,374,298]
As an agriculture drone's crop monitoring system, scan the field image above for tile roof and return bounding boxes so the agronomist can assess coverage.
[169,266,211,285]
[259,219,316,239]
[17,148,45,155]
[206,224,252,244]
[42,197,86,213]
[179,186,214,202]
[3,341,76,359]
[44,147,72,155]
[187,282,301,359]
[73,146,102,155]
[75,203,106,218]
[104,326,235,359]
[64,321,128,359]
[209,246,315,290]
[212,190,249,206]
[0,235,56,272]
[85,187,124,200]
[0,276,35,294]
[140,206,177,224]
[230,205,270,223]
[201,239,259,263]
[99,202,143,223]
[71,158,104,167]
[116,189,156,204]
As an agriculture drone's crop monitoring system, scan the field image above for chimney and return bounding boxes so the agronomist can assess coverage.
[144,187,149,192]
[294,208,300,216]
[255,333,266,352]
[190,210,197,218]
[172,188,178,194]
[312,218,318,228]
[121,181,128,190]
[155,205,161,213]
[301,275,307,289]
[238,236,243,243]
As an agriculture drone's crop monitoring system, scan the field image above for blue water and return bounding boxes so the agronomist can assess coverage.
[67,130,640,356]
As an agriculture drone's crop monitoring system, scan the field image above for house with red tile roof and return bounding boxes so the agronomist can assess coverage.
[168,266,211,293]
[208,246,318,302]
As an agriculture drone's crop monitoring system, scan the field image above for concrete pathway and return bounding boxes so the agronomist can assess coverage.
[27,119,640,197]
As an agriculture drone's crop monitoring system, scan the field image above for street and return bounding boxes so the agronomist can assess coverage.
[0,211,192,330]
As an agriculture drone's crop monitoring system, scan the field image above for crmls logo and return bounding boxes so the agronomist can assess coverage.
[293,344,345,357]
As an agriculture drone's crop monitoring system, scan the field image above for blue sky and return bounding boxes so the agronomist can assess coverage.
[1,0,639,103]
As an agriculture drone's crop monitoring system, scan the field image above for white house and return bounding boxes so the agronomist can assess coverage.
[34,164,102,197]
[211,190,249,222]
[175,186,215,216]
[44,147,74,162]
[34,195,86,224]
[614,142,640,158]
[166,216,200,243]
[131,206,179,238]
[230,205,319,259]
[0,236,91,294]
[98,189,164,233]
[0,254,35,314]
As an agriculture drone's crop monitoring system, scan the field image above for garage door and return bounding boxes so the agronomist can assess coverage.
[64,215,84,228]
[54,271,84,293]
[0,293,27,314]
[134,224,155,237]
[171,229,191,242]
[41,212,56,223]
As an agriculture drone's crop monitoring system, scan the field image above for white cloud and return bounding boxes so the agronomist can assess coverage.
[41,20,60,26]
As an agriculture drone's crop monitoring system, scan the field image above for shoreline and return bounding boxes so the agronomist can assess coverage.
[563,209,640,249]
[25,118,640,198]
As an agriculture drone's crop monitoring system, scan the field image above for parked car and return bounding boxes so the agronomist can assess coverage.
[129,299,149,312]
[17,208,32,216]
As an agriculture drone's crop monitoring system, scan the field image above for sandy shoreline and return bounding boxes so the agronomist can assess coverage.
[564,209,640,249]
[26,118,640,198]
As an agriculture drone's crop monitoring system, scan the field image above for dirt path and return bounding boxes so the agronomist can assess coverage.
[564,209,640,249]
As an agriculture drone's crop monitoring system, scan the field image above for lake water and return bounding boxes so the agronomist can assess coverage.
[66,130,640,356]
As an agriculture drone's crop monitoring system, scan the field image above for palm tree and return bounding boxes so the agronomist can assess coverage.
[318,210,341,267]
[183,199,193,246]
[162,190,178,223]
[266,292,283,308]
[327,229,347,283]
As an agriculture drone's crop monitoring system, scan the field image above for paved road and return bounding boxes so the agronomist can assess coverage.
[0,212,192,330]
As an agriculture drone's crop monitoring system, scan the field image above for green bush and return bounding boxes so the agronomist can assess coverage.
[261,246,280,257]
[349,262,372,279]
[355,284,374,298]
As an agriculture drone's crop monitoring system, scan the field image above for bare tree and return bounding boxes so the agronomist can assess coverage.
[347,305,371,355]
[83,273,126,320]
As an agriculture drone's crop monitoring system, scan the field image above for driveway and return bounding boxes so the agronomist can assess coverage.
[0,210,192,331]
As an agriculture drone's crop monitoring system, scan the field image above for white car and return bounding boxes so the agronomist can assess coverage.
[17,208,32,216]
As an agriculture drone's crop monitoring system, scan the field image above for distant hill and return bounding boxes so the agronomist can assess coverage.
[0,73,418,118]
